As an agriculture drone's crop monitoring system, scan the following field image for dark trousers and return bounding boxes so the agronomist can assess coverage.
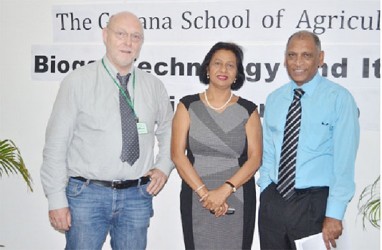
[258,183,329,250]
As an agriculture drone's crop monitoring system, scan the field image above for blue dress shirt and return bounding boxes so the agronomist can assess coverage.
[258,73,360,220]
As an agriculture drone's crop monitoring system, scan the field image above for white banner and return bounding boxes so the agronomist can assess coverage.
[31,43,379,131]
[31,1,380,129]
[51,1,380,43]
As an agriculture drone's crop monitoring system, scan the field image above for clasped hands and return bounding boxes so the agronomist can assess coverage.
[199,185,232,217]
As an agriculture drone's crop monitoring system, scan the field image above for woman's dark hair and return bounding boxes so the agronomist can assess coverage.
[199,42,245,90]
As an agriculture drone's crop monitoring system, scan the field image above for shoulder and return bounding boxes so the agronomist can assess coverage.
[270,83,290,96]
[134,68,169,96]
[321,78,349,92]
[64,60,99,81]
[266,83,290,103]
[318,78,356,101]
[135,68,162,84]
[237,97,257,114]
[180,94,200,110]
[60,60,100,90]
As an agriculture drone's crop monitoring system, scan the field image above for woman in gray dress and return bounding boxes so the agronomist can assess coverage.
[171,42,263,250]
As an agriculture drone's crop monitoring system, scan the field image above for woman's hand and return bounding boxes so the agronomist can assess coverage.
[200,184,232,217]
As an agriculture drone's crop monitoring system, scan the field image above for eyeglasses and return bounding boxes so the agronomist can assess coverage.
[210,60,237,71]
[108,28,143,43]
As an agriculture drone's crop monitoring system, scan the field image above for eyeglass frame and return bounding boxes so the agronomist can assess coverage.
[107,27,144,43]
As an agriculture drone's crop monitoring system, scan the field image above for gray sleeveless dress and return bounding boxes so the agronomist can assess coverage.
[179,94,257,250]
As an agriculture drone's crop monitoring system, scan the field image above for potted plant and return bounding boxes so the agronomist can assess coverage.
[358,176,380,229]
[0,139,33,191]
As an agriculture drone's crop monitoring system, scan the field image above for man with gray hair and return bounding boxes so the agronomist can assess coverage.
[41,11,174,249]
[258,30,359,250]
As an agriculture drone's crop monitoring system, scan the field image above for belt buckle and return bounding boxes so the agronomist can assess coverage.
[111,180,123,189]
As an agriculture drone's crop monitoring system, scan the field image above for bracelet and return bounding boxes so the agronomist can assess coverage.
[199,193,208,202]
[225,180,237,193]
[194,184,205,193]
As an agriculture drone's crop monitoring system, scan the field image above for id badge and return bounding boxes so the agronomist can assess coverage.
[137,122,148,134]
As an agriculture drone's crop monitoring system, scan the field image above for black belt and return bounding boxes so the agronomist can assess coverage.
[294,186,329,194]
[71,176,150,189]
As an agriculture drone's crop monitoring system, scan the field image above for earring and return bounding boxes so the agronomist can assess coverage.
[207,73,210,79]
[233,78,236,83]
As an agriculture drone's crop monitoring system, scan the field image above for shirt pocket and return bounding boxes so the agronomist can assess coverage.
[303,118,333,151]
[77,104,119,131]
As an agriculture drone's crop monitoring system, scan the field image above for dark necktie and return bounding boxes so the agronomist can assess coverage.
[117,73,140,165]
[277,88,305,200]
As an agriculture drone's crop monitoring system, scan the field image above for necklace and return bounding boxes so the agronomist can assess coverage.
[204,90,233,111]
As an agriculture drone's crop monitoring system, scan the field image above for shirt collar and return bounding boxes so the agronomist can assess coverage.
[289,72,321,98]
[102,55,134,77]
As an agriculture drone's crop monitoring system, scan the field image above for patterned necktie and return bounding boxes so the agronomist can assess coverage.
[117,73,140,165]
[277,88,305,200]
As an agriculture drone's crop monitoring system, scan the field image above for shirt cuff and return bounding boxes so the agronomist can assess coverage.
[47,192,69,210]
[257,177,272,193]
[154,161,175,177]
[325,198,348,220]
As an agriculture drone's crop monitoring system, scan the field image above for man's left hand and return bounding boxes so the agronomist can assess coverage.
[145,168,168,196]
[322,217,343,250]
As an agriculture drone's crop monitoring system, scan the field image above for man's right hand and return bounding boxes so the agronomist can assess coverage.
[49,207,71,232]
[322,217,343,249]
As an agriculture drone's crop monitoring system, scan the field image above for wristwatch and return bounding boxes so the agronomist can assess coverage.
[225,181,237,193]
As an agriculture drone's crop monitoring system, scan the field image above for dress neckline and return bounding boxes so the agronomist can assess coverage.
[198,93,239,114]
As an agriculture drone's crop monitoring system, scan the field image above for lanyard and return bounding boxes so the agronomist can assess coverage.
[102,58,138,120]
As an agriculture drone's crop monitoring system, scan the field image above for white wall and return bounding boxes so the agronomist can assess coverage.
[0,0,379,249]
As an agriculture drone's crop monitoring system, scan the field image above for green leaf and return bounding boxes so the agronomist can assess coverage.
[0,139,33,191]
[358,176,380,229]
